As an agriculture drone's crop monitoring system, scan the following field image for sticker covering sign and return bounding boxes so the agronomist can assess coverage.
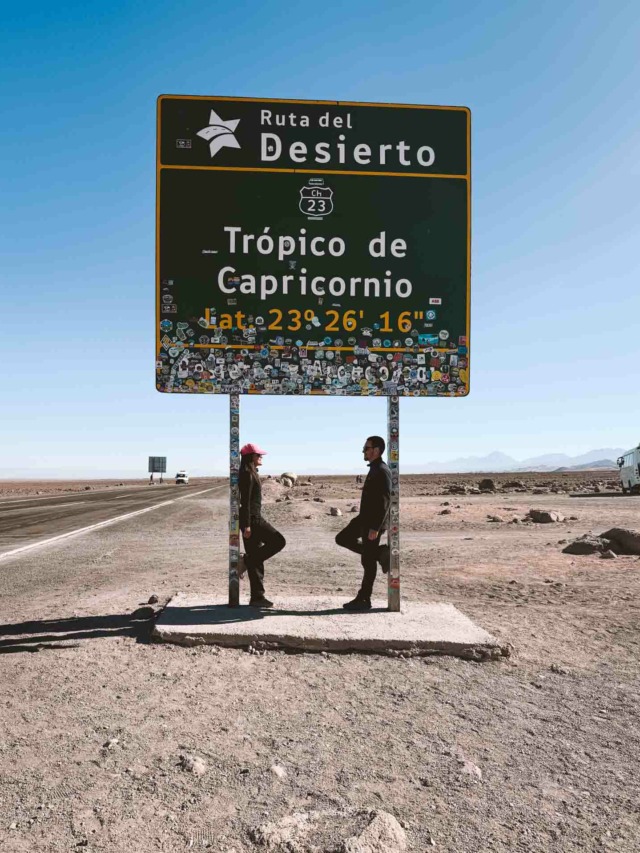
[156,96,471,397]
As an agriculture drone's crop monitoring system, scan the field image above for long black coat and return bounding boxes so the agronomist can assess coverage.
[239,466,262,531]
[359,457,392,532]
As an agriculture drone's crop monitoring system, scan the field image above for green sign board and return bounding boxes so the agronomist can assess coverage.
[148,456,166,473]
[156,96,470,396]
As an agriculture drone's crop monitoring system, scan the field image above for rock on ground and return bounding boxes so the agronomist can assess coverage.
[458,758,483,780]
[343,811,407,853]
[564,527,640,556]
[600,527,640,555]
[527,509,565,523]
[251,812,309,850]
[251,809,406,853]
[478,478,496,492]
[281,472,298,484]
[179,753,206,776]
[562,535,611,555]
[445,484,467,495]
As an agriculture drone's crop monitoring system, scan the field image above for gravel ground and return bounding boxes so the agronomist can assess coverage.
[1,472,639,852]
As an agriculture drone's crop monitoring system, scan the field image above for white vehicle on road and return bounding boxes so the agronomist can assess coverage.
[617,446,640,494]
[175,471,189,485]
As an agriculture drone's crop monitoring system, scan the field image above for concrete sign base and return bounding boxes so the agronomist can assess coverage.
[153,595,508,661]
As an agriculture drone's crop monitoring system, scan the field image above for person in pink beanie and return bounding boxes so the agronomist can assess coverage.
[238,443,286,608]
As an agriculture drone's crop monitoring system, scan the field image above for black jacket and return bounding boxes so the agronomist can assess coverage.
[359,457,392,532]
[239,466,262,531]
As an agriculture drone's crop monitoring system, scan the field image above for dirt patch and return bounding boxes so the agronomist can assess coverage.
[0,474,639,851]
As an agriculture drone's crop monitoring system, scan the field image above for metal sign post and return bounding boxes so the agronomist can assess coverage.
[148,456,167,485]
[156,95,471,610]
[387,396,400,611]
[229,394,240,606]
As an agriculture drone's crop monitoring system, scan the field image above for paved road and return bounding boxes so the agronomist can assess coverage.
[0,481,227,556]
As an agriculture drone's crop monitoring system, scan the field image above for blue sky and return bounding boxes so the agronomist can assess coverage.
[1,0,639,476]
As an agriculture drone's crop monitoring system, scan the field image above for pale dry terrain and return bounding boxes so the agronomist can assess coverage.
[1,472,639,852]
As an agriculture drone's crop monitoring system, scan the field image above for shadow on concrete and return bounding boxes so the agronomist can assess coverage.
[0,608,156,654]
[159,603,389,628]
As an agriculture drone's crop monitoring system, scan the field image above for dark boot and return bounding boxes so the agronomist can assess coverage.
[249,596,274,608]
[342,595,371,611]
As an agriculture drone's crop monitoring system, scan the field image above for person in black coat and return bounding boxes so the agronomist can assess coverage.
[335,435,391,610]
[239,442,285,608]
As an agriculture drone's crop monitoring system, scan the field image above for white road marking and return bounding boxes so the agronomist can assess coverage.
[0,487,224,563]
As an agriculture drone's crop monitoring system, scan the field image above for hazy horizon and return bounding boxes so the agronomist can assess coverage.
[0,445,624,480]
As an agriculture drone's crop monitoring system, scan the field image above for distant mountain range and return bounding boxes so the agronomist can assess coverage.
[412,449,625,474]
[0,448,629,478]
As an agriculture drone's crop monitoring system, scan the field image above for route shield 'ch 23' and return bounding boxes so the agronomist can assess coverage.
[156,96,471,397]
[299,178,334,219]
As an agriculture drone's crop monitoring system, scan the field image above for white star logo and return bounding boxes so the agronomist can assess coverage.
[197,110,241,158]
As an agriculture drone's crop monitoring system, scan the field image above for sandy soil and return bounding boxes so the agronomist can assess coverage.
[1,472,639,852]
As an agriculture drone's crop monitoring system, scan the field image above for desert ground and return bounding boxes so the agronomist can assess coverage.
[1,470,639,852]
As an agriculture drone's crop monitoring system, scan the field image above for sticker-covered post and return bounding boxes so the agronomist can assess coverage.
[387,396,400,611]
[229,394,240,606]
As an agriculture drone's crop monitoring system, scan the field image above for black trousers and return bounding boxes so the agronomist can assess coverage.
[242,515,286,599]
[335,514,383,599]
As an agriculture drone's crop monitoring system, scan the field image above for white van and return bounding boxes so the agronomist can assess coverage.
[175,471,189,485]
[617,446,640,494]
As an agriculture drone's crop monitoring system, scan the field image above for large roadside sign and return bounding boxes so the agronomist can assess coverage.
[156,96,470,397]
[148,456,167,473]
